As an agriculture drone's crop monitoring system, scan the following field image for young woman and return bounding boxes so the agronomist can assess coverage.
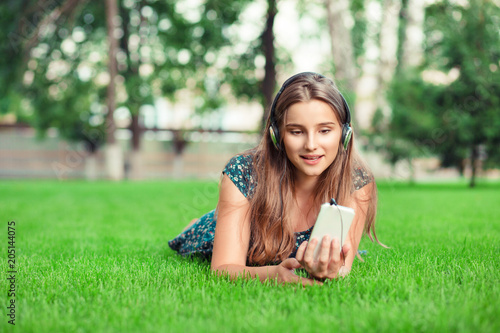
[169,72,380,285]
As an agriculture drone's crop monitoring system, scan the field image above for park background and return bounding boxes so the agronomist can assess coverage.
[1,0,499,185]
[1,0,499,332]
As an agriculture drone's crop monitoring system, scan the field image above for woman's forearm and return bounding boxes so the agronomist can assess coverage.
[211,259,317,285]
[211,264,279,283]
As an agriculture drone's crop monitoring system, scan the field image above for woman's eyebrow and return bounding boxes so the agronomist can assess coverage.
[285,122,336,127]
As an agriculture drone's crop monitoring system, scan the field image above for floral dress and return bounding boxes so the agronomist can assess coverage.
[168,153,372,260]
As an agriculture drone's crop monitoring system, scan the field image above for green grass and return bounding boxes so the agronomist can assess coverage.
[1,179,499,333]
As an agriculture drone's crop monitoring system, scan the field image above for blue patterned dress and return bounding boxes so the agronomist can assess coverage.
[168,153,372,260]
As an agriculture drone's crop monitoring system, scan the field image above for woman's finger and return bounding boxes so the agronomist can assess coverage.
[280,258,302,271]
[329,237,335,260]
[332,238,341,261]
[326,238,341,275]
[341,243,351,265]
[278,259,322,286]
[317,235,331,272]
[303,237,319,264]
[298,276,323,286]
[295,241,308,262]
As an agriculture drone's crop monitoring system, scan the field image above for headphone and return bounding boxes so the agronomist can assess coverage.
[268,72,352,152]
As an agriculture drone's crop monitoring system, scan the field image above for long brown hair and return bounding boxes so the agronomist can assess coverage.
[245,73,379,265]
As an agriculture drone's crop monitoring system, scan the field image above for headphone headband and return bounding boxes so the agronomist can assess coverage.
[270,72,351,124]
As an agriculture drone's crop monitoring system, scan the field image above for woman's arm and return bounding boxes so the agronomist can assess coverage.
[295,182,374,279]
[211,174,317,285]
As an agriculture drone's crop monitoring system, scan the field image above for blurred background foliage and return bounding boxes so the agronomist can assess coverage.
[0,0,499,186]
[371,0,500,186]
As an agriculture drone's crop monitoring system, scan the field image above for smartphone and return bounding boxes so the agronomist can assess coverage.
[309,202,355,260]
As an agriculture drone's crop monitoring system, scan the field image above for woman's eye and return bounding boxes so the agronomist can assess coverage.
[320,129,331,134]
[290,130,302,135]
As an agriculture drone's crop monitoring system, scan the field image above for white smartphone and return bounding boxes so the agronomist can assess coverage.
[309,202,355,260]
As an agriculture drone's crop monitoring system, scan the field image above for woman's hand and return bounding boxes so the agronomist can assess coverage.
[295,236,351,280]
[275,258,320,286]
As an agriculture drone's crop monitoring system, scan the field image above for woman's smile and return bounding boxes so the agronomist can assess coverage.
[300,154,324,165]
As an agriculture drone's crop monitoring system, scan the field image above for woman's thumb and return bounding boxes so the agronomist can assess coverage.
[281,258,302,270]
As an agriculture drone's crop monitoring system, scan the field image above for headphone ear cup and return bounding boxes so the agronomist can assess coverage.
[269,124,281,151]
[341,124,352,151]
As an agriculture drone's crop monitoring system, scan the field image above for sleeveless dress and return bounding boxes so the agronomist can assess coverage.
[168,153,372,260]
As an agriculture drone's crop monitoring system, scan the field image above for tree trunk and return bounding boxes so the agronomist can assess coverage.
[395,0,408,75]
[260,0,277,131]
[458,159,465,177]
[353,0,383,130]
[105,0,118,146]
[376,0,402,118]
[128,113,142,180]
[353,0,402,130]
[131,0,146,156]
[470,145,479,188]
[105,0,123,180]
[131,113,140,151]
[85,152,98,181]
[407,157,415,185]
[401,0,425,68]
[324,0,357,92]
[119,0,144,180]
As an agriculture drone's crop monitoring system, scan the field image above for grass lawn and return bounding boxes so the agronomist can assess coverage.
[1,179,499,333]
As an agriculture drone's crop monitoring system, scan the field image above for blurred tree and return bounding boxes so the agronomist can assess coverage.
[105,0,122,180]
[371,70,444,183]
[400,0,425,68]
[0,0,86,118]
[1,0,254,179]
[324,0,356,91]
[350,0,368,63]
[381,0,500,187]
[223,0,288,132]
[428,0,500,187]
[332,0,402,131]
[260,0,277,130]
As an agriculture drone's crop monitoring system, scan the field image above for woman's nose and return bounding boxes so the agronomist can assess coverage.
[304,133,318,150]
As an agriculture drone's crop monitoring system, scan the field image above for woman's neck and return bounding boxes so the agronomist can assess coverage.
[294,174,318,195]
[291,198,318,232]
[290,176,320,232]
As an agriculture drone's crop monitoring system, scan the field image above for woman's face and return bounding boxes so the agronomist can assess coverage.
[283,99,342,182]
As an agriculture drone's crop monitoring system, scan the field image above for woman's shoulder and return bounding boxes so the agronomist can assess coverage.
[352,159,374,191]
[223,150,255,173]
[222,150,256,198]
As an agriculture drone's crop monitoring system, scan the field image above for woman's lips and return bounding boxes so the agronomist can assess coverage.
[300,155,323,165]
